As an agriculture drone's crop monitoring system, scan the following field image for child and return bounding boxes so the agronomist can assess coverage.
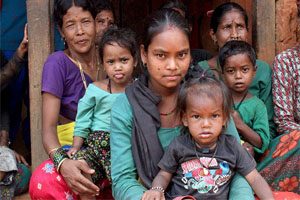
[142,76,273,200]
[219,40,270,156]
[66,26,140,197]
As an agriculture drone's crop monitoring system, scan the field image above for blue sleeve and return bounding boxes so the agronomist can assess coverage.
[110,94,146,200]
[74,86,95,139]
[225,117,254,200]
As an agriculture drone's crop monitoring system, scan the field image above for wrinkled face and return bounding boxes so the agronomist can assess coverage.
[182,94,225,148]
[95,10,114,44]
[60,6,96,54]
[141,27,191,93]
[210,10,248,49]
[222,54,256,94]
[103,42,135,87]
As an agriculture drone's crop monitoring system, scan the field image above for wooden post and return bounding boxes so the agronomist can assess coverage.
[253,0,276,65]
[27,0,54,169]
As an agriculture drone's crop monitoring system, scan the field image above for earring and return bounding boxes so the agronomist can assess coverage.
[62,37,66,47]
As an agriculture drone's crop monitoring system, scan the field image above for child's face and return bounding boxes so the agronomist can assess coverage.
[103,42,135,86]
[222,53,256,94]
[182,94,226,148]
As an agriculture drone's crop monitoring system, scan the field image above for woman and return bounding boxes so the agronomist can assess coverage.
[29,0,105,199]
[110,9,254,200]
[257,46,300,193]
[92,0,115,45]
[197,2,276,139]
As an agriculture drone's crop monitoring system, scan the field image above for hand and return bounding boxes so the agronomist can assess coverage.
[16,23,28,59]
[14,151,29,167]
[231,110,244,130]
[242,142,255,157]
[142,190,165,200]
[67,146,80,158]
[60,159,99,196]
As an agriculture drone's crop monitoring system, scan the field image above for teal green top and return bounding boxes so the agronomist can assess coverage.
[234,96,270,154]
[198,59,276,138]
[74,83,121,138]
[110,93,254,200]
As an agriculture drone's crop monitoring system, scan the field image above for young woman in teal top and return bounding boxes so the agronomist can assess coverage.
[197,2,276,138]
[110,9,254,200]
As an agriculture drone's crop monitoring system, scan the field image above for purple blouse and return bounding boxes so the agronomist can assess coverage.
[42,51,92,121]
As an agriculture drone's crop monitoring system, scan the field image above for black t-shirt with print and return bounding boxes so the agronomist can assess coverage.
[158,133,256,200]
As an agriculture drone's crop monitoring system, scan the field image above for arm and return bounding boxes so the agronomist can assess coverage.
[73,89,95,139]
[67,89,95,157]
[252,60,276,138]
[245,169,274,200]
[142,170,172,200]
[110,95,146,200]
[0,24,28,90]
[272,56,300,133]
[225,117,255,200]
[42,92,62,155]
[67,136,84,157]
[232,110,263,149]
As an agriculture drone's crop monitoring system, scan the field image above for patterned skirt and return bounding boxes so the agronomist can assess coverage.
[72,130,111,183]
[257,130,300,193]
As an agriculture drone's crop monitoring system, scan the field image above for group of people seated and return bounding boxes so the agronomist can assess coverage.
[1,0,299,199]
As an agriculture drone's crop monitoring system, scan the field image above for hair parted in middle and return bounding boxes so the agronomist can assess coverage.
[142,8,190,51]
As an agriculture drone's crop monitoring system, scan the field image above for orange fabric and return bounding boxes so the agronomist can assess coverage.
[255,191,300,200]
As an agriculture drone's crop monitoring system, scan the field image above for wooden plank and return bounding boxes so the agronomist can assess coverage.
[253,0,275,65]
[26,0,53,169]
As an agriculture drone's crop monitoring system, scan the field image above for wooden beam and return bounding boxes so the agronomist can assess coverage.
[26,0,53,169]
[253,0,276,65]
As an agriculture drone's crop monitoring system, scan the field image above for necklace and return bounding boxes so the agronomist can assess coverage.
[160,107,176,116]
[107,79,112,94]
[66,52,100,89]
[233,91,248,111]
[194,140,218,168]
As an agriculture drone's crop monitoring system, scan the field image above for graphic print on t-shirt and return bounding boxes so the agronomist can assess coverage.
[180,158,232,194]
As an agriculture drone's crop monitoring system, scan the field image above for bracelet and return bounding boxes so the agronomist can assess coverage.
[56,158,68,173]
[52,147,69,171]
[48,147,59,157]
[150,186,165,193]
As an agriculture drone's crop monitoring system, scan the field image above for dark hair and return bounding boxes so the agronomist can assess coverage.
[91,0,115,20]
[142,9,190,51]
[160,0,188,19]
[98,26,141,78]
[210,2,248,33]
[178,75,232,125]
[219,40,256,72]
[54,0,96,29]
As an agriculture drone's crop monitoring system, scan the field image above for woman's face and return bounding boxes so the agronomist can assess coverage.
[60,6,96,54]
[95,10,114,43]
[141,27,191,92]
[210,10,248,49]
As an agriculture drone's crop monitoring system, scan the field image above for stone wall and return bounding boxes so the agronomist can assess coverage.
[276,0,300,53]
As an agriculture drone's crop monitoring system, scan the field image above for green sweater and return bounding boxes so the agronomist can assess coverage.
[198,59,276,138]
[110,93,254,200]
[74,84,121,138]
[234,96,270,154]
